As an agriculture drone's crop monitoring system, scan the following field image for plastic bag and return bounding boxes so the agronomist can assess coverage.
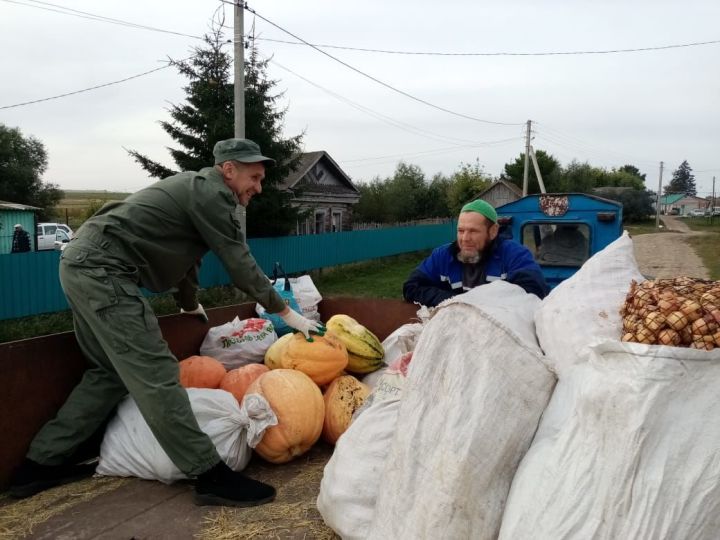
[258,262,302,336]
[256,275,322,322]
[199,316,277,369]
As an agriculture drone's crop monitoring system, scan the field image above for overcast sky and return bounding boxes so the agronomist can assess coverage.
[2,0,719,197]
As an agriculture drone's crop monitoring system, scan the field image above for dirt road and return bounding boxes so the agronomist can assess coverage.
[631,216,710,279]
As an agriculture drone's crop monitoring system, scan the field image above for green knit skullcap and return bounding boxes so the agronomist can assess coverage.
[460,199,498,223]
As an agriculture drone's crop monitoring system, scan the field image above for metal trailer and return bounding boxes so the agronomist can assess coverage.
[0,297,417,538]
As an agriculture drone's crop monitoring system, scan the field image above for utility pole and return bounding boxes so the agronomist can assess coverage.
[234,0,246,230]
[234,0,245,139]
[711,176,716,226]
[522,120,531,196]
[655,161,664,229]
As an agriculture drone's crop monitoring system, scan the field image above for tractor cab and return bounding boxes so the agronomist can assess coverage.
[496,193,623,289]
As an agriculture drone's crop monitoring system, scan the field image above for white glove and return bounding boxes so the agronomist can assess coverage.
[180,303,209,323]
[280,309,326,340]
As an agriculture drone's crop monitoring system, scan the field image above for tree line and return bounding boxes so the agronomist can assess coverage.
[354,151,663,223]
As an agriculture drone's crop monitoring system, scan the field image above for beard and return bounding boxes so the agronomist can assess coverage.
[457,249,481,264]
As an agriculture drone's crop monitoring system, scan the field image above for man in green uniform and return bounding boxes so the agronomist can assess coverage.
[8,138,324,507]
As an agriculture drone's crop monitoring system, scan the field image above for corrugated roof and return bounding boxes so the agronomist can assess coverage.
[660,194,684,204]
[0,200,41,211]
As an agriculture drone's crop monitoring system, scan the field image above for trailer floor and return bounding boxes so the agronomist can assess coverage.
[0,444,338,540]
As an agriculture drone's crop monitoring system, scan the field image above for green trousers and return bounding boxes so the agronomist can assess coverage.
[27,234,221,476]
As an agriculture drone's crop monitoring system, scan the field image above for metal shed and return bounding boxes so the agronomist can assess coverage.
[0,200,39,253]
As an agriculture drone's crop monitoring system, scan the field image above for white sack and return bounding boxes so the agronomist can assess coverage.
[318,398,402,540]
[535,231,644,375]
[200,317,277,369]
[381,322,424,364]
[363,322,423,389]
[97,389,277,484]
[499,340,720,540]
[368,281,555,540]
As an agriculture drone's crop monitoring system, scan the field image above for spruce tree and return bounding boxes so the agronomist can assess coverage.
[127,27,304,237]
[664,160,696,196]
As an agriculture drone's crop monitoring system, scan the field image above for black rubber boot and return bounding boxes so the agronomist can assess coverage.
[194,461,276,507]
[8,458,97,499]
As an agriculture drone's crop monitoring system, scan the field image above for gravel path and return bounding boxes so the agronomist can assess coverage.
[631,216,710,279]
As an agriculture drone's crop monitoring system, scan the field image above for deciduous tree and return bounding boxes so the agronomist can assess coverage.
[0,124,62,219]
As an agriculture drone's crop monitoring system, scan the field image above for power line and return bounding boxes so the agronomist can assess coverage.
[221,0,523,127]
[343,139,521,165]
[2,0,203,40]
[269,58,510,147]
[248,34,720,57]
[0,60,186,110]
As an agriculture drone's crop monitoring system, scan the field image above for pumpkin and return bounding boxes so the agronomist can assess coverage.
[264,332,294,370]
[326,314,385,374]
[321,375,371,444]
[178,355,226,389]
[278,332,349,385]
[246,369,325,463]
[220,363,269,403]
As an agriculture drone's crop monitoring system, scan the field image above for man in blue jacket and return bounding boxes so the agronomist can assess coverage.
[403,199,548,307]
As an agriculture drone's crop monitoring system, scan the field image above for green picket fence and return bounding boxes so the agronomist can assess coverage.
[0,223,455,321]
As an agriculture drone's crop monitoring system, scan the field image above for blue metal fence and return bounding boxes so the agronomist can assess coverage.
[0,222,456,321]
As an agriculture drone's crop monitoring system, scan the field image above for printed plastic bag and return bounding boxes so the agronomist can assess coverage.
[200,317,277,369]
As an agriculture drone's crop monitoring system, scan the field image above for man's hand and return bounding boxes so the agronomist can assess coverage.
[180,303,209,323]
[279,309,326,341]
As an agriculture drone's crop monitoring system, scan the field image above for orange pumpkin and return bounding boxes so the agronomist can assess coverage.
[178,355,226,389]
[278,332,349,385]
[220,363,269,403]
[246,369,324,463]
[321,375,371,445]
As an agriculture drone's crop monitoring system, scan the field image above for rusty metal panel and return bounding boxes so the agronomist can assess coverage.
[0,298,417,488]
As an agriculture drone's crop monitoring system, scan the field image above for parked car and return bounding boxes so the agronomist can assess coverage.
[688,209,708,217]
[37,222,73,250]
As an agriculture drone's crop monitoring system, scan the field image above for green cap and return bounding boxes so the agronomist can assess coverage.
[460,199,498,223]
[213,138,276,166]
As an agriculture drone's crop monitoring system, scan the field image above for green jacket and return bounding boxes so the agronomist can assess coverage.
[77,167,286,313]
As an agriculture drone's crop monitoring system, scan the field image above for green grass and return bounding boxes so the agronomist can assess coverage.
[683,218,720,279]
[0,252,428,343]
[624,219,669,236]
[684,217,720,233]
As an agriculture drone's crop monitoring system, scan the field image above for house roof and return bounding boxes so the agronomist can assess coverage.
[280,151,359,194]
[660,194,707,205]
[477,179,522,198]
[0,200,41,211]
[659,194,685,205]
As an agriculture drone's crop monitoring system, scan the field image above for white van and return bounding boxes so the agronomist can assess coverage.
[37,223,73,250]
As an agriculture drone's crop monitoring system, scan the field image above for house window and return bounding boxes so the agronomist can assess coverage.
[297,219,310,236]
[314,211,326,234]
[332,211,342,232]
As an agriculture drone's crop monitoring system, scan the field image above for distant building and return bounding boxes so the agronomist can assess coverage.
[659,194,708,216]
[280,151,360,234]
[475,179,523,208]
[0,200,39,253]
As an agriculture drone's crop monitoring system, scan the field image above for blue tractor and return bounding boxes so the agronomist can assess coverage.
[496,193,623,289]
